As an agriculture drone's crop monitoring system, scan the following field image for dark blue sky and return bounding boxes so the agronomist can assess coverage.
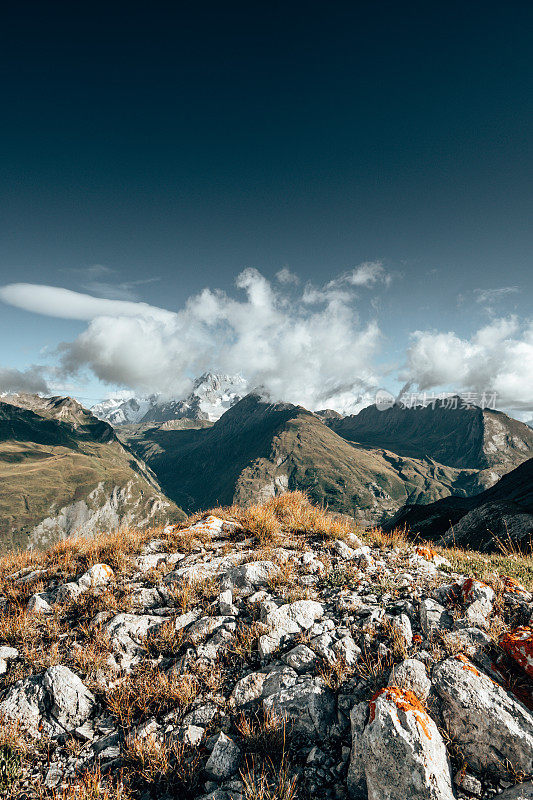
[0,1,532,413]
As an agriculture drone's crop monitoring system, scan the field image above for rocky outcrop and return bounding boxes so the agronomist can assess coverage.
[433,655,533,775]
[348,686,455,800]
[0,666,95,738]
[2,503,533,798]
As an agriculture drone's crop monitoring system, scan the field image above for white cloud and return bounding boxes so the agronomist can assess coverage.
[2,270,530,415]
[0,270,382,410]
[403,316,533,412]
[301,261,392,307]
[275,267,299,285]
[0,366,50,395]
[0,284,174,323]
[345,261,391,287]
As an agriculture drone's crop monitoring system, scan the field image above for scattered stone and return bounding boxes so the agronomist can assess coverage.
[78,563,114,589]
[56,582,85,604]
[419,598,453,637]
[27,592,54,614]
[263,677,335,739]
[43,665,96,731]
[454,770,482,796]
[388,658,431,702]
[282,644,317,673]
[205,732,241,780]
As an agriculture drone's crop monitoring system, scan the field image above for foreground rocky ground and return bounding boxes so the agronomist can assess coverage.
[1,493,533,799]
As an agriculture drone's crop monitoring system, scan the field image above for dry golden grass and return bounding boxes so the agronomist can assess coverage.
[241,491,359,545]
[237,710,291,761]
[356,644,393,692]
[43,766,130,800]
[123,735,203,796]
[364,525,410,550]
[167,575,219,613]
[381,618,410,662]
[317,656,355,691]
[238,711,297,800]
[105,668,199,730]
[123,734,173,784]
[241,757,298,800]
[69,626,116,686]
[224,621,265,668]
[143,619,187,659]
[0,609,69,679]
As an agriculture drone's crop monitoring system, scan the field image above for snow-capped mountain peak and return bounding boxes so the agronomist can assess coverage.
[91,373,248,425]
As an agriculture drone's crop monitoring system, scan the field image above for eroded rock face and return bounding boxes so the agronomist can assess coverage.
[348,688,454,800]
[104,613,165,669]
[433,655,533,775]
[42,666,96,731]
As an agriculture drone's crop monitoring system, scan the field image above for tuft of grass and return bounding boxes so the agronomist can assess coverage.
[0,744,21,793]
[241,492,361,545]
[123,736,204,797]
[238,711,297,800]
[241,757,298,800]
[237,710,291,761]
[317,656,355,691]
[46,766,130,800]
[105,668,198,730]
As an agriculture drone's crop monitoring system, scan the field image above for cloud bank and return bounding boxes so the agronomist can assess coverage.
[0,268,385,410]
[404,316,533,411]
[1,270,531,414]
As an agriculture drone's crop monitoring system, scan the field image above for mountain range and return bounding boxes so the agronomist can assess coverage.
[1,378,533,552]
[118,393,533,522]
[0,394,184,550]
[91,373,247,424]
[383,457,533,552]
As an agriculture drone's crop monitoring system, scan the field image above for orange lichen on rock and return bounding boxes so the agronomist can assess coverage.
[414,546,438,561]
[455,653,480,676]
[500,626,533,679]
[459,577,490,603]
[502,576,529,596]
[368,686,432,739]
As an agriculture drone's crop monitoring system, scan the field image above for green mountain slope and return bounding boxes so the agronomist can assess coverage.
[0,396,184,551]
[119,394,482,522]
[327,401,533,486]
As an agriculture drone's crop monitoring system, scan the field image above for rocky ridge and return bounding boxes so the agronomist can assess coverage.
[1,494,533,799]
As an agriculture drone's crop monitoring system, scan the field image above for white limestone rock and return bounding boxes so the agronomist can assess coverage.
[433,655,533,776]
